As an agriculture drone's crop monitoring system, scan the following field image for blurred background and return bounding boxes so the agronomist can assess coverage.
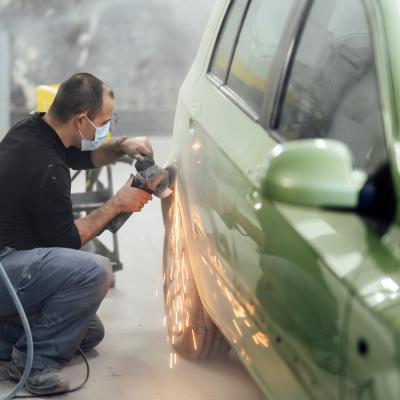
[0,0,215,137]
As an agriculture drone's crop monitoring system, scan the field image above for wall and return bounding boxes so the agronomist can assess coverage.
[0,0,216,135]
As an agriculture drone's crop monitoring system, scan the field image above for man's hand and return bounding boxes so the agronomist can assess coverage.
[120,137,154,160]
[112,176,152,213]
[91,136,154,167]
[75,177,152,245]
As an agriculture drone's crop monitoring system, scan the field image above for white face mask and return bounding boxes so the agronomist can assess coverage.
[79,116,110,151]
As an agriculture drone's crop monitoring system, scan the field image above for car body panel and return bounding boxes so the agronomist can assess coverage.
[174,105,312,399]
[164,0,400,399]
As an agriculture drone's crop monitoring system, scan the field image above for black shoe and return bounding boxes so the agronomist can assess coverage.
[8,356,69,395]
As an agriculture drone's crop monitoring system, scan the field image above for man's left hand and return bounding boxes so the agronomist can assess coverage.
[120,137,154,160]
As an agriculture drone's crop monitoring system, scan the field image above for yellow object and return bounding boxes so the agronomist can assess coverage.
[36,84,60,113]
[36,84,111,140]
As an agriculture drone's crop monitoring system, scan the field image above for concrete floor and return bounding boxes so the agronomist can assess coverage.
[0,136,265,399]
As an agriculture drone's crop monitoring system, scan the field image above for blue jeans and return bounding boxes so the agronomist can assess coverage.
[0,247,112,369]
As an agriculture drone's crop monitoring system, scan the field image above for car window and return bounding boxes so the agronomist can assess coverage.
[209,0,249,83]
[278,0,386,173]
[226,0,296,115]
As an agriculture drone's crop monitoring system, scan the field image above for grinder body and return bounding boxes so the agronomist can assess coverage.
[105,157,173,233]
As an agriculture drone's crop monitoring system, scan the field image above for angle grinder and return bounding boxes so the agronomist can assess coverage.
[106,156,176,233]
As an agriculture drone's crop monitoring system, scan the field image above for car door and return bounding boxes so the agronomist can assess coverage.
[218,0,357,398]
[227,0,389,399]
[178,0,255,346]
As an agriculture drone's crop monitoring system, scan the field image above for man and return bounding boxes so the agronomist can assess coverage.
[0,73,153,395]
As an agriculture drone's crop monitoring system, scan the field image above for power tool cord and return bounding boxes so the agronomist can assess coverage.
[0,262,90,399]
[13,348,90,398]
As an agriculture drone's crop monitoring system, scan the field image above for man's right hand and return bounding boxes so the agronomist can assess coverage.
[76,177,152,245]
[112,177,152,213]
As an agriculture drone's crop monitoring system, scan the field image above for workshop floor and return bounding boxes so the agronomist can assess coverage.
[0,136,265,400]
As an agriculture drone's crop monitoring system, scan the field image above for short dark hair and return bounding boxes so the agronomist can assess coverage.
[48,73,114,123]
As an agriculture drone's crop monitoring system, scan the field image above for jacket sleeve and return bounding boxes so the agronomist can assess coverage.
[29,163,81,249]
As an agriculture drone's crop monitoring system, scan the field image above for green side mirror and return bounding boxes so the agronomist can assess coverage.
[261,139,367,209]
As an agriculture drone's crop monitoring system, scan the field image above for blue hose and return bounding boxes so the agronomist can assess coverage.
[0,261,33,400]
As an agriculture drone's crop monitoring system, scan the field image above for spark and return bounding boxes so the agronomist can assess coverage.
[253,332,270,348]
[192,329,197,350]
[240,349,253,364]
[233,320,243,336]
[169,352,173,369]
[233,303,246,319]
[225,287,232,302]
[192,141,202,151]
[181,266,186,289]
[247,303,255,316]
[185,267,189,281]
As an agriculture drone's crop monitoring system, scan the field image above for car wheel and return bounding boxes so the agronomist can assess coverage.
[163,195,230,360]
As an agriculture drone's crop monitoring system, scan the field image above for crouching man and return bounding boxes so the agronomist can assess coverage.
[0,73,153,395]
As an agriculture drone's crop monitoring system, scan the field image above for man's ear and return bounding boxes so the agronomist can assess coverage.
[73,113,87,131]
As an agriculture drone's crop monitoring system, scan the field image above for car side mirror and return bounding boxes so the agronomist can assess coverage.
[261,139,367,209]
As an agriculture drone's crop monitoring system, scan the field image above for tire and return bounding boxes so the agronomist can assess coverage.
[163,195,230,360]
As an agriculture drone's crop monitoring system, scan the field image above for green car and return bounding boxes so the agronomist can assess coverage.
[162,0,400,398]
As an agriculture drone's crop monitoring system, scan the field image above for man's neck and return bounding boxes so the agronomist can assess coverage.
[42,113,75,148]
